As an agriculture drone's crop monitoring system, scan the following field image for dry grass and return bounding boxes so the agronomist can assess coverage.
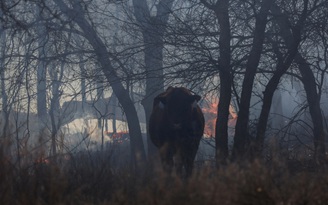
[1,144,328,205]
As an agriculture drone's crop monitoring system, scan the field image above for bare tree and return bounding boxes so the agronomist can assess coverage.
[271,0,326,163]
[53,0,147,169]
[132,0,174,157]
[36,4,48,127]
[200,0,232,165]
[0,9,9,138]
[255,0,308,156]
[232,0,273,159]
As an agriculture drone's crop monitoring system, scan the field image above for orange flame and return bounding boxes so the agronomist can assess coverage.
[201,101,238,138]
[202,102,217,138]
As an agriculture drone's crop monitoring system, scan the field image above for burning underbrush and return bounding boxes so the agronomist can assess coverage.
[1,140,328,205]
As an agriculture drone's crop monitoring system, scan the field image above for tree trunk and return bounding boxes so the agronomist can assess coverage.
[49,64,60,156]
[36,5,48,133]
[132,0,174,159]
[216,71,232,165]
[212,0,232,165]
[255,1,306,156]
[79,55,86,104]
[255,49,299,155]
[37,57,47,121]
[297,54,326,164]
[78,50,89,135]
[0,19,9,138]
[49,32,69,156]
[233,0,272,159]
[141,35,165,159]
[111,93,117,133]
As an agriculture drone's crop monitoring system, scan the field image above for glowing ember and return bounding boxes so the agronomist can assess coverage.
[34,157,50,164]
[105,131,129,144]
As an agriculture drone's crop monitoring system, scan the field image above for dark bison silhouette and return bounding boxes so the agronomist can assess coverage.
[149,86,205,177]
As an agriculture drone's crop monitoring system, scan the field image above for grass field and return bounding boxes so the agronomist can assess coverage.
[1,143,328,205]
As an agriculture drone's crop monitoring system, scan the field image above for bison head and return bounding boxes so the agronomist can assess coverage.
[155,87,201,130]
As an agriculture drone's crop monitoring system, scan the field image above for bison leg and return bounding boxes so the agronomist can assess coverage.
[184,155,195,178]
[174,150,183,177]
[159,143,174,173]
[183,141,200,178]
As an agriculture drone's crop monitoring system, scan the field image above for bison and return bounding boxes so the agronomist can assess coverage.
[149,86,205,177]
